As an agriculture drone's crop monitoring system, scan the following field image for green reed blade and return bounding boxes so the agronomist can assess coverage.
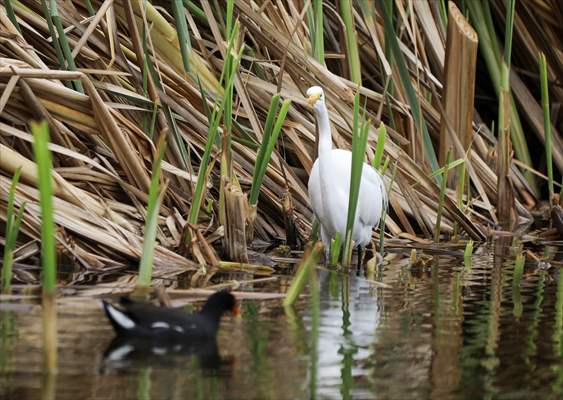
[463,240,474,269]
[226,0,234,38]
[85,0,95,16]
[434,150,452,242]
[138,137,167,288]
[379,161,396,262]
[438,0,448,31]
[2,168,25,293]
[141,28,190,170]
[381,0,440,177]
[467,0,535,191]
[309,265,319,398]
[427,158,465,180]
[183,1,207,22]
[188,32,243,224]
[249,95,281,198]
[372,122,386,170]
[40,0,65,78]
[30,121,56,294]
[310,218,319,242]
[50,1,83,93]
[5,0,21,34]
[340,1,361,84]
[283,242,323,308]
[172,0,192,75]
[343,92,369,266]
[329,232,342,266]
[311,0,325,64]
[249,99,291,206]
[539,53,553,201]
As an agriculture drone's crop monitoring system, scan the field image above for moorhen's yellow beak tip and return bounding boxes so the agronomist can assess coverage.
[307,93,321,106]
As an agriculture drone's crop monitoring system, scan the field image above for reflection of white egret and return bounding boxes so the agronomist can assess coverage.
[306,86,387,263]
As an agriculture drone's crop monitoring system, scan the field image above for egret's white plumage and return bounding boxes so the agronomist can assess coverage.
[306,86,387,255]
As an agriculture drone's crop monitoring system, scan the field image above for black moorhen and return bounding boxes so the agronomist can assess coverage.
[102,290,239,340]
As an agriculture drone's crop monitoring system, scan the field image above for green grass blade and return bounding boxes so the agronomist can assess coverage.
[539,53,553,201]
[372,122,386,169]
[30,121,56,294]
[503,0,515,67]
[381,0,439,176]
[183,1,207,22]
[434,150,452,242]
[467,0,535,190]
[379,161,396,261]
[249,99,291,206]
[85,0,95,16]
[313,0,324,64]
[188,34,243,224]
[464,240,474,269]
[50,1,83,93]
[283,242,323,307]
[340,1,361,84]
[40,0,65,77]
[226,0,234,38]
[138,137,167,288]
[343,92,370,266]
[5,0,21,34]
[253,94,280,172]
[172,0,192,75]
[2,168,25,293]
[329,232,342,266]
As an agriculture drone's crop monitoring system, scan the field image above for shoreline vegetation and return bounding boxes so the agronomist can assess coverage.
[0,0,562,289]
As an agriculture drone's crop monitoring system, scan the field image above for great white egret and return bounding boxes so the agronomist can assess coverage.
[306,86,387,263]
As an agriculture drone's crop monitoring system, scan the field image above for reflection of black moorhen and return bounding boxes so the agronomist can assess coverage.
[102,334,224,370]
[102,290,239,339]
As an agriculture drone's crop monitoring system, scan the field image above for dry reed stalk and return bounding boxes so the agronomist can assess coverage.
[0,0,558,283]
[224,182,248,263]
[439,3,478,181]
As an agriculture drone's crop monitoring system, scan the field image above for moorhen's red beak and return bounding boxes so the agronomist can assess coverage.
[231,304,241,317]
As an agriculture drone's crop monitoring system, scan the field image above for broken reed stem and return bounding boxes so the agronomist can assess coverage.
[439,2,478,190]
[224,183,249,263]
[283,242,323,308]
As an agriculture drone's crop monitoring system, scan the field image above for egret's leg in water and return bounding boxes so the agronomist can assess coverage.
[320,226,331,264]
[356,246,366,276]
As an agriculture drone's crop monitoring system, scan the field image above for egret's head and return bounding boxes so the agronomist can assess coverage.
[306,86,325,112]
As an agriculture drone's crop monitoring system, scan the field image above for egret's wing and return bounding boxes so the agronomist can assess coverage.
[308,160,323,220]
[358,164,386,227]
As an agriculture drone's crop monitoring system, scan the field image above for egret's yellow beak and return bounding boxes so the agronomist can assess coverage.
[307,93,321,106]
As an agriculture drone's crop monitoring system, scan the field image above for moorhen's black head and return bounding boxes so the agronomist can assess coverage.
[200,290,239,318]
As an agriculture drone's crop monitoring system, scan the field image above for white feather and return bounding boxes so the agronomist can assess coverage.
[150,321,170,329]
[307,87,387,251]
[106,304,135,329]
[106,344,134,361]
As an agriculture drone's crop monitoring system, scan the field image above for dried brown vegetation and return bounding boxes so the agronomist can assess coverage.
[0,1,561,284]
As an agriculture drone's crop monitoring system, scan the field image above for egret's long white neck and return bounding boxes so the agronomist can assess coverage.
[314,100,335,232]
[315,101,332,157]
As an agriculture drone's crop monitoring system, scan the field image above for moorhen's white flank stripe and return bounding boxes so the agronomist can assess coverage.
[106,303,135,329]
[150,322,170,329]
[106,344,134,361]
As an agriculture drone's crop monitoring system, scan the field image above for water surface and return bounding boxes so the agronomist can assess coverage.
[1,242,562,399]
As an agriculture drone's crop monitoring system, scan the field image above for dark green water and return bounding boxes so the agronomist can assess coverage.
[1,242,562,399]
